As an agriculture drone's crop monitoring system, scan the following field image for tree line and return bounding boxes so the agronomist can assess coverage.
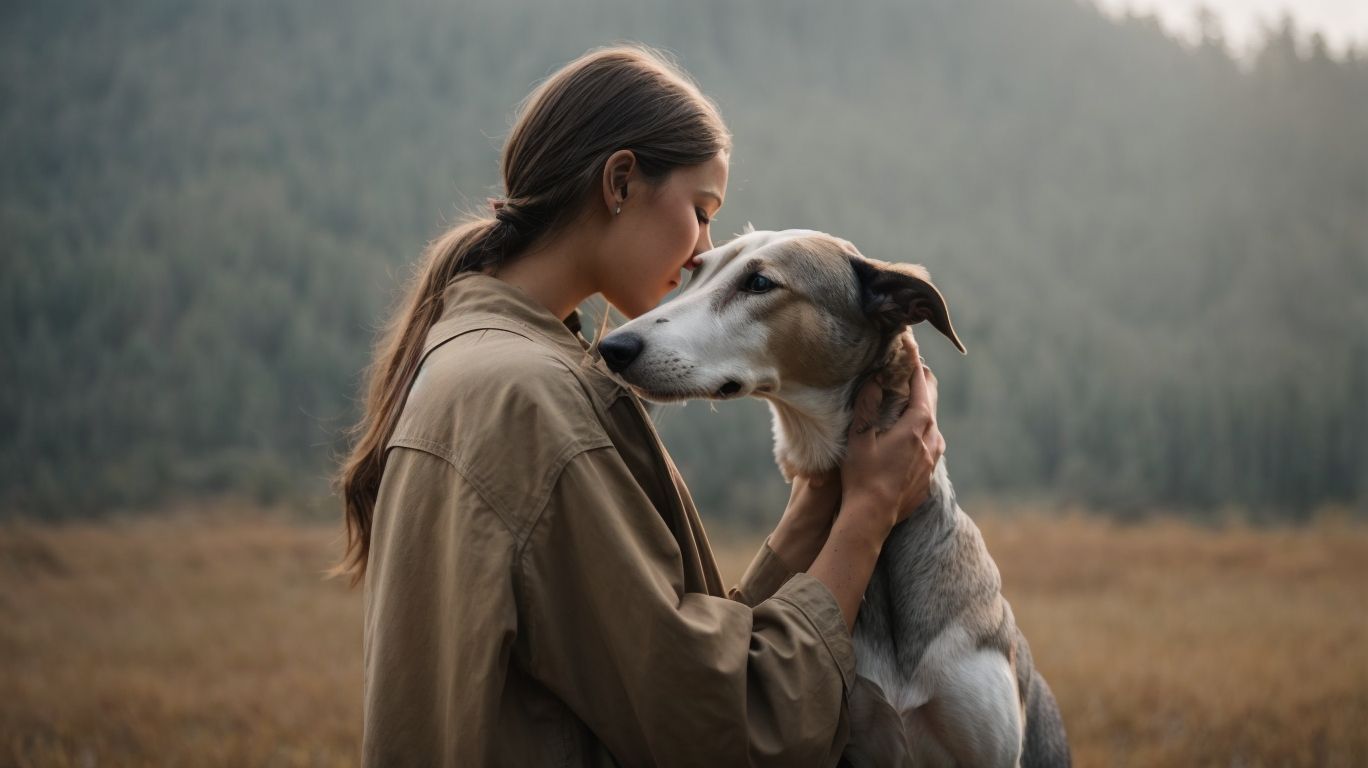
[2,0,1364,522]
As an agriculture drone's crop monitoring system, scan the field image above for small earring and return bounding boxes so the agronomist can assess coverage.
[614,205,621,215]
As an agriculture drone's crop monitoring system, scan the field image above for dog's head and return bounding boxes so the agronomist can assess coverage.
[600,227,964,407]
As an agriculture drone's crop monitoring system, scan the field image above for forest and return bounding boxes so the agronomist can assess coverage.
[2,0,1365,523]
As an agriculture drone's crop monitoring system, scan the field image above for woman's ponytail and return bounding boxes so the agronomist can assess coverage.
[334,217,498,585]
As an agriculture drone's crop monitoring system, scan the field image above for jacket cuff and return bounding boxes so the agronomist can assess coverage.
[771,572,856,694]
[727,536,796,608]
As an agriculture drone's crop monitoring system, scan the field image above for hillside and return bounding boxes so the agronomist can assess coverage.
[2,0,1365,520]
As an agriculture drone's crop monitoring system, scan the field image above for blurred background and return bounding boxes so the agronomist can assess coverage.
[2,0,1365,765]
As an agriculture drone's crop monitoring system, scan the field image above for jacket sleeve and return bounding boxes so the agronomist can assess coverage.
[728,537,800,608]
[362,446,518,767]
[516,445,856,768]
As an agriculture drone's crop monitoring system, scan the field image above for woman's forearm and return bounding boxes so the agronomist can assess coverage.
[766,470,841,572]
[806,502,891,631]
[767,500,833,573]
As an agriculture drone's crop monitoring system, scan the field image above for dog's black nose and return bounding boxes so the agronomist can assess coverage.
[600,333,644,372]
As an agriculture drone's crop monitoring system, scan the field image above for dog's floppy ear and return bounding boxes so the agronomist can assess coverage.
[850,256,966,354]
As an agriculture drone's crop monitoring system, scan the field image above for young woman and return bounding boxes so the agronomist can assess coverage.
[337,45,945,767]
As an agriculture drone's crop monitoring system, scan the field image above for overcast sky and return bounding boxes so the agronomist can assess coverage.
[1090,0,1368,57]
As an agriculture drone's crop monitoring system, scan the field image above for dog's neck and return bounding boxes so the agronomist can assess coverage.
[769,331,918,481]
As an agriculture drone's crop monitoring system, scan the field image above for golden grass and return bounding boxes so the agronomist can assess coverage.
[3,508,1366,766]
[0,511,361,767]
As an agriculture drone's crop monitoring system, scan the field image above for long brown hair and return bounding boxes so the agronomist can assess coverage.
[334,45,730,585]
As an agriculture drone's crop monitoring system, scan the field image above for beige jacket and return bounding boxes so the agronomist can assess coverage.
[362,273,856,767]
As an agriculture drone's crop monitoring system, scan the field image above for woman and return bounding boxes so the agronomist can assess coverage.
[337,45,944,767]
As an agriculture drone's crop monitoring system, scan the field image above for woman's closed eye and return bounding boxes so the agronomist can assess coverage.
[695,207,711,225]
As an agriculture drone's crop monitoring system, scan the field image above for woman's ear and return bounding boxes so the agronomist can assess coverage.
[601,149,637,215]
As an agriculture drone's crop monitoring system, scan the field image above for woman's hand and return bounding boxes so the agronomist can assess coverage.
[839,334,945,533]
[789,333,947,631]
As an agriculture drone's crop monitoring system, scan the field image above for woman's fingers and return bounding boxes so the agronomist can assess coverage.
[903,334,928,410]
[925,424,946,462]
[845,334,942,454]
[840,334,949,526]
[847,378,883,453]
[922,360,938,411]
[885,337,932,440]
[921,364,941,442]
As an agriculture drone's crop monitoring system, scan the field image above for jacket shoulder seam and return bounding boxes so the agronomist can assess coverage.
[389,342,601,458]
[513,443,615,558]
[385,440,522,538]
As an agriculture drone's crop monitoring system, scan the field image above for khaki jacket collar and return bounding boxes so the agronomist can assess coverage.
[427,272,592,365]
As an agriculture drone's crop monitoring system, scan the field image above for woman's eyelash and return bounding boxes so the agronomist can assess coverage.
[695,207,711,224]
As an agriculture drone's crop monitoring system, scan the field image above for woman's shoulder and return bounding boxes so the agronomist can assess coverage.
[420,326,585,397]
[387,328,614,514]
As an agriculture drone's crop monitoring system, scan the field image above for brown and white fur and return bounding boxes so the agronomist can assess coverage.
[599,228,1070,767]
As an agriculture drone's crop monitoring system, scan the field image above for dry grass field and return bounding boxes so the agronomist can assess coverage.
[2,506,1366,767]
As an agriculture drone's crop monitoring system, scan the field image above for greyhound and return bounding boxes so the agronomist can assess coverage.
[598,229,1070,767]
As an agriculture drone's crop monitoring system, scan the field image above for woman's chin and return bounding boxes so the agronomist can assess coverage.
[605,295,650,321]
[604,282,676,319]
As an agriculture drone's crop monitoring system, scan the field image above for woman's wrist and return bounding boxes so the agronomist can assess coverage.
[769,470,842,572]
[808,502,893,630]
[833,495,897,553]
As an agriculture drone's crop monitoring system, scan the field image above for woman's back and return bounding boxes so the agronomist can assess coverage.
[363,273,855,766]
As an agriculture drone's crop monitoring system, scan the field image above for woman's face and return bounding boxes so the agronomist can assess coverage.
[599,152,729,318]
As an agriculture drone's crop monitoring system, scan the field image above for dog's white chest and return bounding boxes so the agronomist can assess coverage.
[854,622,1024,767]
[853,621,957,712]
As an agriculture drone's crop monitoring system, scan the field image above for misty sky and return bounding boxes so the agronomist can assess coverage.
[1091,0,1368,56]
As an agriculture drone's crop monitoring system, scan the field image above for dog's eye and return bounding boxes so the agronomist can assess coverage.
[741,273,776,294]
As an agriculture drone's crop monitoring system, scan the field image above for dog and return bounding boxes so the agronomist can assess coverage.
[598,228,1071,767]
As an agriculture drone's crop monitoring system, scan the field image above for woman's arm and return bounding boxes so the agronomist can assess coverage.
[522,443,856,767]
[802,335,945,630]
[765,468,841,573]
